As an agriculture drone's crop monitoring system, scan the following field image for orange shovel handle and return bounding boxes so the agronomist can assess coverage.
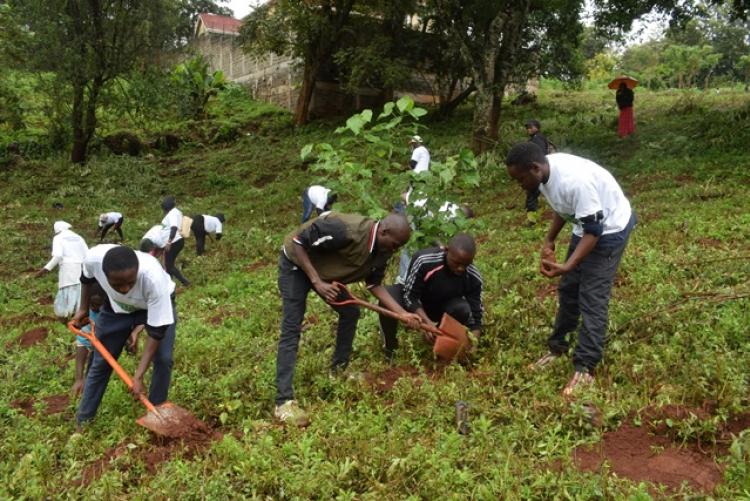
[329,282,446,337]
[67,320,158,414]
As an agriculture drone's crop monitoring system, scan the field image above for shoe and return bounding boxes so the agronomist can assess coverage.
[274,400,310,427]
[528,351,560,370]
[562,371,594,397]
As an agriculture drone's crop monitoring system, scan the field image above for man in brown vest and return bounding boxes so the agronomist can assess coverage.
[274,211,420,426]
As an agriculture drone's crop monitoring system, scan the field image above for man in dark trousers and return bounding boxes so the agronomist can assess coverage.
[274,211,421,426]
[378,233,483,361]
[505,143,635,396]
[190,213,225,256]
[524,119,553,226]
[73,245,177,426]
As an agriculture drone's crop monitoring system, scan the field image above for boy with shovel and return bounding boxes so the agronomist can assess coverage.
[378,233,484,361]
[505,143,635,396]
[275,212,422,427]
[73,245,177,427]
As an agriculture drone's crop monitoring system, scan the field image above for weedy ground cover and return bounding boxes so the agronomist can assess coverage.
[0,88,748,498]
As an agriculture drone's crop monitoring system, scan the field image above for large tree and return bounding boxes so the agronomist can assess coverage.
[240,0,356,125]
[7,0,177,163]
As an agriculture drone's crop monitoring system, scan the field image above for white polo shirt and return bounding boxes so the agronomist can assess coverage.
[540,153,632,237]
[202,215,223,234]
[161,207,183,243]
[307,185,332,211]
[82,244,175,327]
[410,145,430,173]
[142,225,170,249]
[99,212,122,226]
[45,229,89,288]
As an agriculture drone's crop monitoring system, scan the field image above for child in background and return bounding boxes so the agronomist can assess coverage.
[71,283,144,396]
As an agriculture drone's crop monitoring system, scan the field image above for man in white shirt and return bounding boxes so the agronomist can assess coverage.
[506,143,636,396]
[301,186,337,223]
[409,135,430,173]
[96,212,124,242]
[73,245,177,426]
[139,224,171,259]
[160,196,189,286]
[189,213,225,255]
[35,221,89,318]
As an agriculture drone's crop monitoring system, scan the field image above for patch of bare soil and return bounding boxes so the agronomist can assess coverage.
[573,404,750,494]
[535,283,557,301]
[42,394,70,415]
[76,421,221,486]
[11,398,35,417]
[36,295,54,305]
[14,327,48,348]
[697,237,723,248]
[244,260,270,273]
[363,366,437,394]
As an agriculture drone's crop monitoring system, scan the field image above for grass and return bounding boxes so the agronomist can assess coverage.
[0,87,749,499]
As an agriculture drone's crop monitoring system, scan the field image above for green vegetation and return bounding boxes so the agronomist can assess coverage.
[0,86,748,498]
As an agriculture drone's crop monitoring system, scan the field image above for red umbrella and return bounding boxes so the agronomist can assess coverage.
[608,75,639,90]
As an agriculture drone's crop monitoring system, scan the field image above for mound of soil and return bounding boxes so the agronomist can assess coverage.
[42,394,70,415]
[36,295,53,305]
[15,327,48,347]
[77,419,221,486]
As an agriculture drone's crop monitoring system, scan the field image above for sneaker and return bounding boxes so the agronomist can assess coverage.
[274,400,310,427]
[528,351,560,370]
[562,371,594,397]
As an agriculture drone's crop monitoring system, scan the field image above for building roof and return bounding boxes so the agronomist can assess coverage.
[196,13,243,36]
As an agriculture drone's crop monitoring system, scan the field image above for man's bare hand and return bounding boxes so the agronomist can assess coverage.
[315,281,342,303]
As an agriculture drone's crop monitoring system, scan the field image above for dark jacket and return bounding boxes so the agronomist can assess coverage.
[402,247,484,330]
[529,132,553,154]
[282,212,391,287]
[616,88,634,109]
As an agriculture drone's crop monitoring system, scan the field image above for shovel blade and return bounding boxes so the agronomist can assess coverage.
[434,313,470,361]
[136,402,201,438]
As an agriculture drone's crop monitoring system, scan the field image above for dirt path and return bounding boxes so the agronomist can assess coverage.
[13,327,48,348]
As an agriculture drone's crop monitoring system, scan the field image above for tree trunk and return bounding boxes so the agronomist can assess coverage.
[471,84,495,154]
[436,81,475,120]
[294,61,318,125]
[488,90,503,142]
[70,81,87,164]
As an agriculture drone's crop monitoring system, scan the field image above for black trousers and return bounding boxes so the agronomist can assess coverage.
[275,253,360,405]
[190,215,207,256]
[377,284,471,356]
[100,217,124,241]
[165,238,189,285]
[548,228,632,372]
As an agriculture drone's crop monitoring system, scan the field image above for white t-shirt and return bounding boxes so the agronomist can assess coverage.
[161,207,183,243]
[307,185,331,211]
[45,229,89,288]
[540,153,632,237]
[410,145,430,173]
[99,212,122,227]
[142,225,170,249]
[202,215,223,234]
[82,244,175,327]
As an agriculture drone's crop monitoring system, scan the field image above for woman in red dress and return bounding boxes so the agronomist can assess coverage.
[616,82,635,137]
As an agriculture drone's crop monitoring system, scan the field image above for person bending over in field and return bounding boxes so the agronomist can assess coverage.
[378,233,483,362]
[73,245,176,427]
[190,213,225,256]
[505,143,635,396]
[160,196,190,286]
[96,212,124,242]
[35,221,89,320]
[301,185,337,223]
[274,211,421,427]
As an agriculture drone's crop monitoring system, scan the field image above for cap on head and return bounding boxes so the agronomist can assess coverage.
[409,135,423,144]
[54,221,72,234]
[161,196,176,212]
[102,246,139,276]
